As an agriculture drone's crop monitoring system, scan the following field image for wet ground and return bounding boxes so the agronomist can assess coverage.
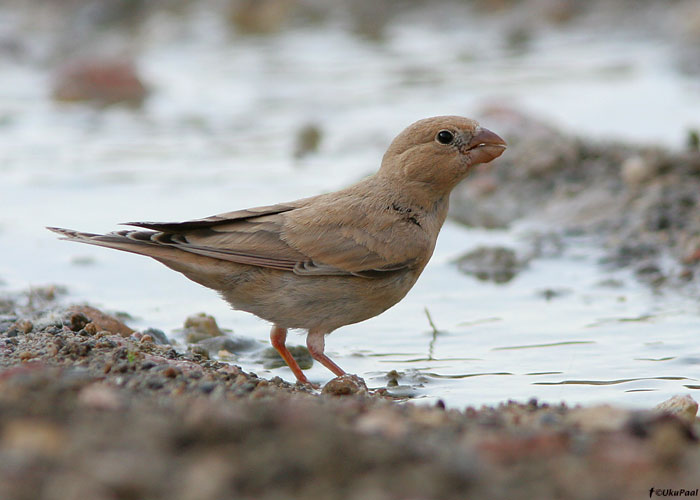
[0,298,698,500]
[1,0,699,407]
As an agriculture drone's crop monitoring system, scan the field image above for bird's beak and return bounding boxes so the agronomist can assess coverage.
[462,127,507,164]
[466,127,507,151]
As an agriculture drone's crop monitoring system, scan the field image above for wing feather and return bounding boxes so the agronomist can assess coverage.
[118,187,430,277]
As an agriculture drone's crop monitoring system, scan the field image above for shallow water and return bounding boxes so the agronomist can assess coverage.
[1,7,699,408]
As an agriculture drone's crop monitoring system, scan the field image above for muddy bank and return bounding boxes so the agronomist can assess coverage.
[452,107,700,289]
[0,297,698,500]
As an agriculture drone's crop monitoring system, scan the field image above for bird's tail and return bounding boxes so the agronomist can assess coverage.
[46,226,181,261]
[47,226,237,290]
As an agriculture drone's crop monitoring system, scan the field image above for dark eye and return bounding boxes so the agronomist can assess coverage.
[436,130,454,145]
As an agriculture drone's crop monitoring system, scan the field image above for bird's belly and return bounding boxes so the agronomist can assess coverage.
[220,267,421,332]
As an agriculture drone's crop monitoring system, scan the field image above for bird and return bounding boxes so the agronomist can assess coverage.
[48,116,506,385]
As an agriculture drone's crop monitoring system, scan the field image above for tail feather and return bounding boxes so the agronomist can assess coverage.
[47,226,242,290]
[46,226,177,260]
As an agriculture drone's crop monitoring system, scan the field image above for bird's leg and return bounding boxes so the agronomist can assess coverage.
[270,325,309,384]
[306,328,346,377]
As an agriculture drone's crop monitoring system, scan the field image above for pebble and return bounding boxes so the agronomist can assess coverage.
[141,328,169,345]
[654,395,698,424]
[188,344,210,360]
[228,0,293,35]
[355,408,409,438]
[77,382,123,410]
[69,306,134,337]
[11,319,33,334]
[68,312,89,332]
[294,123,323,159]
[621,155,656,187]
[52,57,148,106]
[455,246,527,283]
[1,419,66,458]
[182,313,225,344]
[322,374,368,396]
[565,405,631,432]
[162,366,182,379]
[18,351,35,361]
[261,345,313,370]
[198,335,258,354]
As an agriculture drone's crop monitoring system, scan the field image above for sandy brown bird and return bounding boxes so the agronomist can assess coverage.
[48,116,506,384]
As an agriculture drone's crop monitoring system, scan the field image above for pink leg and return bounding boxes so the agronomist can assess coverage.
[270,325,309,384]
[307,329,346,377]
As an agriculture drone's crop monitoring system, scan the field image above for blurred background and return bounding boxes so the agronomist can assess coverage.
[1,0,699,406]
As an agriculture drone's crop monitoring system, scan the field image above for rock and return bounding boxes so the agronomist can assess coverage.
[322,374,368,396]
[565,405,631,432]
[228,0,294,35]
[68,312,89,332]
[293,123,323,159]
[654,395,698,424]
[355,407,408,438]
[454,246,527,283]
[260,345,313,370]
[77,382,123,411]
[1,419,66,458]
[187,344,210,360]
[52,57,148,107]
[198,335,258,354]
[142,328,170,345]
[69,306,134,337]
[183,313,225,344]
[621,155,657,187]
[536,288,572,301]
[9,319,33,334]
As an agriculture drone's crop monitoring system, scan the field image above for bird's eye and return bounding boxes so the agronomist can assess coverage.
[436,130,454,145]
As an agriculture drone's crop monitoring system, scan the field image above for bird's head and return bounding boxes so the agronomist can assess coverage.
[379,116,506,195]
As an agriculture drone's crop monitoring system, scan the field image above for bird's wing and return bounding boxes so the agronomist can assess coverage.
[279,196,427,276]
[123,192,430,277]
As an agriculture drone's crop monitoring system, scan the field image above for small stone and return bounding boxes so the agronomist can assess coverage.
[77,383,123,410]
[141,360,156,370]
[19,350,35,361]
[199,382,217,394]
[140,334,154,344]
[183,313,225,343]
[294,123,323,159]
[146,378,164,390]
[198,335,257,354]
[322,374,368,396]
[217,349,235,360]
[228,0,293,35]
[162,366,181,379]
[69,306,134,337]
[566,405,631,432]
[114,363,129,373]
[621,155,656,187]
[2,419,66,458]
[52,57,148,107]
[188,344,210,360]
[69,312,90,332]
[84,322,98,335]
[11,319,33,334]
[355,408,408,438]
[142,328,169,345]
[654,395,698,424]
[260,345,313,370]
[455,246,527,283]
